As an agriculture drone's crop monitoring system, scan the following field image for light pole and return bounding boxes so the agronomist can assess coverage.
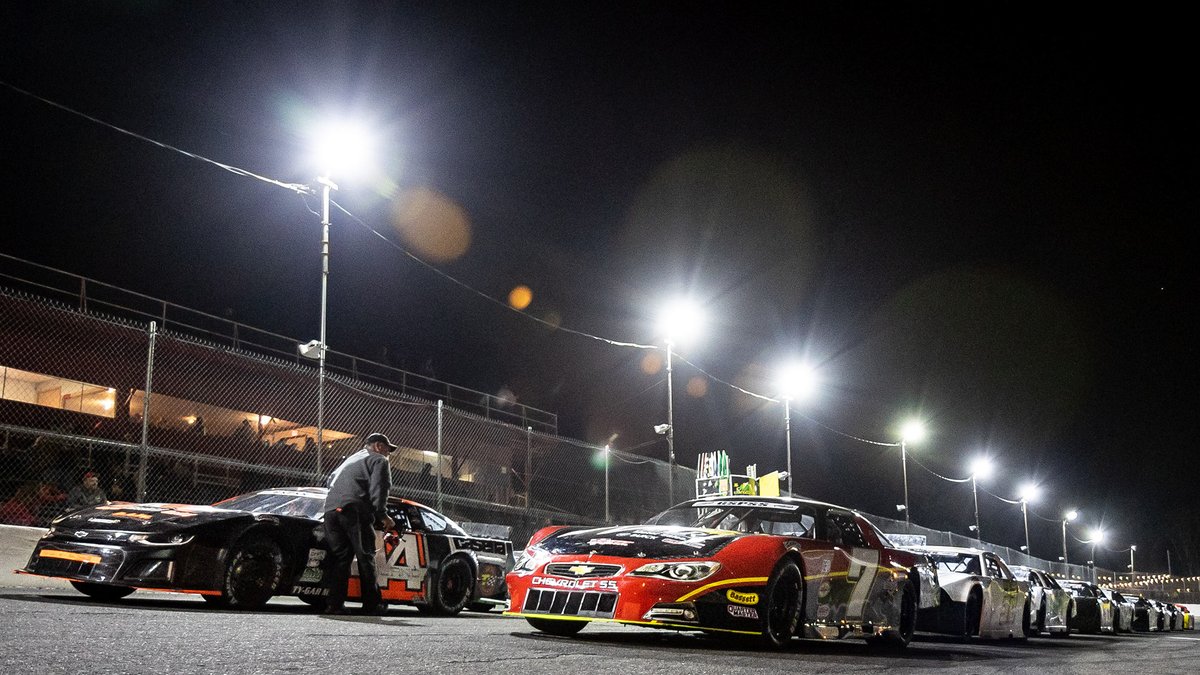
[968,457,993,540]
[657,299,703,507]
[304,121,372,479]
[604,444,611,523]
[899,420,925,532]
[1061,509,1078,565]
[1018,483,1040,557]
[1088,528,1105,583]
[777,362,817,495]
[1129,544,1136,584]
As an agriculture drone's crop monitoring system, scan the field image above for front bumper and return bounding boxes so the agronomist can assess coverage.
[20,538,182,588]
[505,570,768,635]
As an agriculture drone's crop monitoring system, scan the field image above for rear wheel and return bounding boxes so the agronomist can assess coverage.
[760,560,803,649]
[1017,598,1032,640]
[963,588,983,638]
[526,617,587,636]
[70,581,134,601]
[220,537,284,610]
[424,556,474,616]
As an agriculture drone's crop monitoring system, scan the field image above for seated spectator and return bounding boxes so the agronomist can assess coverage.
[65,471,108,513]
[0,482,66,526]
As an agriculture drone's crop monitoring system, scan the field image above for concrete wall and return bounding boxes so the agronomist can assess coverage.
[0,524,69,589]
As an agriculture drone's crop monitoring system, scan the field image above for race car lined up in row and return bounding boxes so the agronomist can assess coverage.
[1010,565,1071,636]
[904,546,1031,639]
[505,495,939,649]
[19,487,513,614]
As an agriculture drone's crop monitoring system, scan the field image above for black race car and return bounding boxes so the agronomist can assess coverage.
[18,487,513,613]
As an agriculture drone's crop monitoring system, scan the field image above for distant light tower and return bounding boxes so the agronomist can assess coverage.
[968,457,993,540]
[898,419,926,532]
[1129,544,1137,584]
[1087,528,1106,583]
[777,362,817,495]
[1018,483,1040,557]
[1061,509,1078,565]
[657,299,704,506]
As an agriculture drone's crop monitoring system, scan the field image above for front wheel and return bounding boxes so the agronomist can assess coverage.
[527,617,587,636]
[220,537,284,609]
[424,556,474,616]
[70,581,134,601]
[869,580,916,650]
[760,560,803,649]
[963,588,983,638]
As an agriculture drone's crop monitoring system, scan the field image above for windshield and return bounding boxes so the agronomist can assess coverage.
[214,490,325,519]
[646,501,816,537]
[1063,583,1095,598]
[1010,567,1031,582]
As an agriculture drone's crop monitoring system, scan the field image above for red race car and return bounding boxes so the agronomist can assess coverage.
[505,495,937,648]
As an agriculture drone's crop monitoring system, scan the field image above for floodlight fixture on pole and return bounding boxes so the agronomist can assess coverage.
[898,419,925,532]
[657,298,704,507]
[1018,482,1040,557]
[1062,509,1078,565]
[1087,527,1105,583]
[777,361,817,495]
[968,456,993,540]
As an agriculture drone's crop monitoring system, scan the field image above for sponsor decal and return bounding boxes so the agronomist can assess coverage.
[818,581,831,598]
[532,576,617,591]
[452,537,507,555]
[694,500,800,511]
[586,538,632,547]
[726,590,759,605]
[110,511,153,520]
[568,565,596,576]
[74,531,89,538]
[293,585,330,596]
[816,604,831,619]
[727,604,760,619]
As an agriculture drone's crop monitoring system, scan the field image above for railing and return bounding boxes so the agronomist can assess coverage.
[0,252,556,434]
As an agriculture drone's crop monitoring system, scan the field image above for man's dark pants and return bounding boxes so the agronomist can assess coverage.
[324,505,383,611]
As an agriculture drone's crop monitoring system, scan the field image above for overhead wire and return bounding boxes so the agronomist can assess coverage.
[5,81,909,455]
[906,453,972,483]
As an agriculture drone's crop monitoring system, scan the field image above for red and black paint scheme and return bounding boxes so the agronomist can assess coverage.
[505,495,938,649]
[18,487,513,613]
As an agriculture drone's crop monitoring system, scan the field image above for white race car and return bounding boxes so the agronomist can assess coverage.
[1098,587,1135,633]
[1010,565,1072,636]
[907,546,1030,639]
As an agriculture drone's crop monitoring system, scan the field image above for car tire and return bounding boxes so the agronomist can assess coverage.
[760,560,803,649]
[467,602,495,613]
[220,537,284,610]
[424,555,474,616]
[526,617,587,636]
[869,579,916,651]
[1035,601,1047,636]
[1017,597,1032,640]
[963,588,983,639]
[70,581,134,601]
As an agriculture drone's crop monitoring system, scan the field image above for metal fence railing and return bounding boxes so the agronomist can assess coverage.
[3,274,1186,600]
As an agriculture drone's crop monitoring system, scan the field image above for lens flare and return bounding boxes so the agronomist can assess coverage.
[686,376,708,398]
[508,285,533,310]
[641,351,663,375]
[390,187,471,263]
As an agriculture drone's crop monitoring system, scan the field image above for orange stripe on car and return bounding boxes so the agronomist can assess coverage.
[39,550,101,564]
[674,577,769,602]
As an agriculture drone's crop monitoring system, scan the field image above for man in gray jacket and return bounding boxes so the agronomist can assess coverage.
[323,432,396,615]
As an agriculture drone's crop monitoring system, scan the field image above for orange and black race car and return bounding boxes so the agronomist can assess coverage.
[505,495,938,648]
[18,487,513,613]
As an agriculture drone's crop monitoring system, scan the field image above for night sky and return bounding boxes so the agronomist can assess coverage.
[2,4,1193,573]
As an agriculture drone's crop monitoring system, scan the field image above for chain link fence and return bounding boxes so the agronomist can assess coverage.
[0,273,1166,593]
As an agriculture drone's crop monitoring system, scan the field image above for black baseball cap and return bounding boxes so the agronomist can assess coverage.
[365,433,397,452]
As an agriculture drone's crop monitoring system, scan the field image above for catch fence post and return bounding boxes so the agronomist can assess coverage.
[137,321,157,502]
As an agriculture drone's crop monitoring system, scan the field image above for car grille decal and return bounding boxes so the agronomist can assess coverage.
[544,563,622,578]
[523,588,617,618]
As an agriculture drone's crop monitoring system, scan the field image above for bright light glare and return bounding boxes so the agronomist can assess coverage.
[311,120,374,177]
[1018,483,1040,503]
[658,299,704,344]
[1065,509,1079,522]
[1089,528,1106,545]
[900,419,926,444]
[969,457,993,480]
[777,362,817,401]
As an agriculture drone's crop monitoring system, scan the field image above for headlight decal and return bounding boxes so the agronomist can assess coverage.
[630,561,721,582]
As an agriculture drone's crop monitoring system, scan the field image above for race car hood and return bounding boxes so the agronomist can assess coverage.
[52,502,254,533]
[531,524,741,559]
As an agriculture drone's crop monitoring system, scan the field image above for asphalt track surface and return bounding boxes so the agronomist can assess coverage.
[1,589,1196,674]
